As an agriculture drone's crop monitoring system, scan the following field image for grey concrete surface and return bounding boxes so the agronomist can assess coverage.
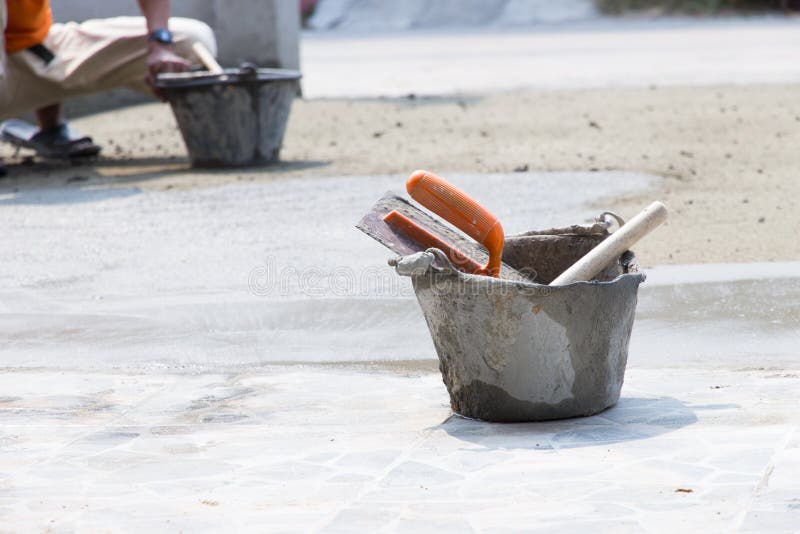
[632,264,800,370]
[0,171,657,370]
[1,172,796,373]
[301,17,800,98]
[1,172,798,530]
[4,7,799,528]
[1,367,798,531]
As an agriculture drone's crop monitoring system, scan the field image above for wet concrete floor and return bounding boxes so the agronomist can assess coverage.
[0,171,659,370]
[0,171,795,372]
[1,173,798,531]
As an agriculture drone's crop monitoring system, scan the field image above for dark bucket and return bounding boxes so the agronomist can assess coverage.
[393,221,644,422]
[157,67,301,167]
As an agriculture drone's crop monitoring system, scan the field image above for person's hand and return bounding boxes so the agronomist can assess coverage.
[145,44,190,100]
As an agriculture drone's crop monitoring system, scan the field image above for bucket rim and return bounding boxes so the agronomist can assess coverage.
[393,248,645,290]
[419,270,646,291]
[156,68,302,89]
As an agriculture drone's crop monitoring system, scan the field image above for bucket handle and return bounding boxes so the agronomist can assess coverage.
[598,211,626,232]
[388,248,460,278]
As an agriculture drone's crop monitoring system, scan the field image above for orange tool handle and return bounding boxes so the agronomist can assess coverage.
[383,210,484,274]
[406,170,504,277]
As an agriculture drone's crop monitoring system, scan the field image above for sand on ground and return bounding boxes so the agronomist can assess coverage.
[1,84,798,266]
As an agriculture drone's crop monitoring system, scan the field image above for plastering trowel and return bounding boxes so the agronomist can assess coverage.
[357,170,530,282]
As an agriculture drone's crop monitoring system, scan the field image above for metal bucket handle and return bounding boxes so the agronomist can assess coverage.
[389,248,459,278]
[598,211,626,232]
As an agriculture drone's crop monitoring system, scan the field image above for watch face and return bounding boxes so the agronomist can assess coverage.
[149,29,174,44]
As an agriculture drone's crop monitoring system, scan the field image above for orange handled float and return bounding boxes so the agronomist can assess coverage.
[383,210,484,274]
[406,170,504,277]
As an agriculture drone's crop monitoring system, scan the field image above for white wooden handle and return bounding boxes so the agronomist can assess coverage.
[191,41,224,74]
[550,201,668,286]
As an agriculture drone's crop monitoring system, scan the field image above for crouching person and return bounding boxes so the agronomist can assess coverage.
[0,0,216,162]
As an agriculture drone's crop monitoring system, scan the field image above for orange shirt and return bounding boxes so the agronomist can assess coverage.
[5,0,53,53]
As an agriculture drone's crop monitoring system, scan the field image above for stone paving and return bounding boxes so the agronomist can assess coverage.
[0,366,798,532]
[1,176,798,531]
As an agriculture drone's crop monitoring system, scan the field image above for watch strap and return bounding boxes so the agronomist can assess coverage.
[148,28,174,44]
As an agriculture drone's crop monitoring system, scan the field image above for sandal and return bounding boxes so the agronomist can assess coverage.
[0,119,101,159]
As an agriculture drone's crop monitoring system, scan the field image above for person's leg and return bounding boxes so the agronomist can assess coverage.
[1,17,217,118]
[0,0,6,174]
[35,103,61,130]
[1,0,7,173]
[0,16,216,158]
[27,101,101,158]
[0,47,103,158]
[53,16,217,96]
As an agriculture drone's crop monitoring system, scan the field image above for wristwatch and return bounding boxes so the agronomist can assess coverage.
[148,28,174,45]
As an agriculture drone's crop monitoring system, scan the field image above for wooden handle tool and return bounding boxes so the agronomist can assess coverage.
[191,41,224,74]
[550,201,668,286]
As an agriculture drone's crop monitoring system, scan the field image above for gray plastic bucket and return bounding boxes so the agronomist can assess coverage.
[393,224,644,422]
[157,67,301,167]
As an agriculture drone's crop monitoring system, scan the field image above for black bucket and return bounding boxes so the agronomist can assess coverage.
[157,66,301,167]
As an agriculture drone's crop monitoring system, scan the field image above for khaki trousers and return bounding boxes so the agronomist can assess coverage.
[0,16,216,120]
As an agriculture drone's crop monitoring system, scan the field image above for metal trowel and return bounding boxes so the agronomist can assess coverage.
[356,170,530,282]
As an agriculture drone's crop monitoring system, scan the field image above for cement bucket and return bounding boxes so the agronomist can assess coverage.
[157,66,301,167]
[393,222,644,422]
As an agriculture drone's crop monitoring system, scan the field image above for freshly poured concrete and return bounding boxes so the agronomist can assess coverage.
[0,171,656,369]
[634,267,800,370]
[1,173,799,531]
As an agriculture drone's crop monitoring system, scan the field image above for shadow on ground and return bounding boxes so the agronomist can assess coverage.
[0,156,331,200]
[438,396,701,450]
[0,185,142,205]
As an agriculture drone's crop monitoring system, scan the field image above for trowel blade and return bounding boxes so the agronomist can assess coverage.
[356,192,530,282]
